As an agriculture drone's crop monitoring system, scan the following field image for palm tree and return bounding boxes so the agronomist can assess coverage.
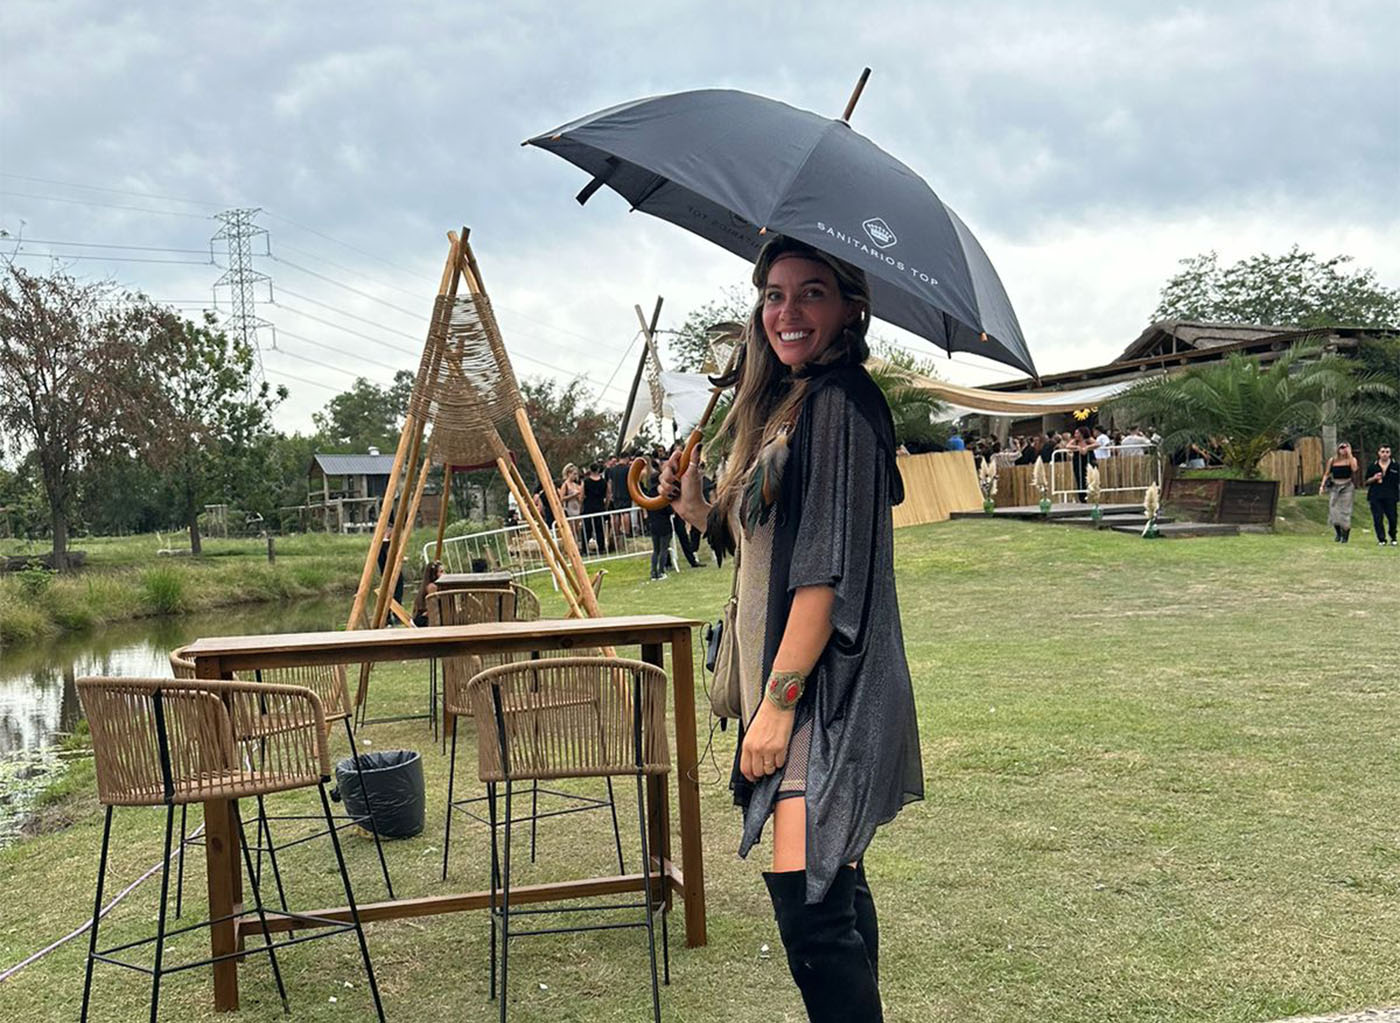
[1105,341,1398,478]
[866,351,950,449]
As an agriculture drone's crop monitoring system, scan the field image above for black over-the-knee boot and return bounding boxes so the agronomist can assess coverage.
[764,868,883,1023]
[853,860,879,982]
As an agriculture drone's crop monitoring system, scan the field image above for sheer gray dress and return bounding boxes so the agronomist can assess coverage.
[722,365,924,904]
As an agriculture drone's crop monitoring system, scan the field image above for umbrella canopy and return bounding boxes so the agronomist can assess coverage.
[526,88,1036,377]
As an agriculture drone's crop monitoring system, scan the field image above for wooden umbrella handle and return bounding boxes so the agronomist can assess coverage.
[628,429,702,510]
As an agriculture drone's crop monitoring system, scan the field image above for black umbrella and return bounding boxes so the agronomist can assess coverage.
[525,78,1036,377]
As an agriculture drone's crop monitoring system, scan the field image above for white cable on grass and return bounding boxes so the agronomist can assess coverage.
[0,823,205,984]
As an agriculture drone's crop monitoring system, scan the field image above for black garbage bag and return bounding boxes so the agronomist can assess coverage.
[335,749,425,839]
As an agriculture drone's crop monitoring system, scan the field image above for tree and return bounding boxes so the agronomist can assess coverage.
[666,286,753,371]
[1153,247,1400,329]
[312,370,414,452]
[1104,342,1398,478]
[1337,336,1400,455]
[500,376,615,491]
[867,341,951,449]
[0,263,171,569]
[148,311,285,554]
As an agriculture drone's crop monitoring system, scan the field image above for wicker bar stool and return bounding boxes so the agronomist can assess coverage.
[467,657,671,1023]
[439,593,627,890]
[168,648,393,919]
[510,583,541,622]
[76,676,384,1022]
[430,587,519,757]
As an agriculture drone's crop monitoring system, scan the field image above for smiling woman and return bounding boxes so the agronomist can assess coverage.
[662,236,920,1023]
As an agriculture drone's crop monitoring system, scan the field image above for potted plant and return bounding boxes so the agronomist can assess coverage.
[1031,458,1052,515]
[1142,482,1161,538]
[1086,463,1103,525]
[978,457,998,514]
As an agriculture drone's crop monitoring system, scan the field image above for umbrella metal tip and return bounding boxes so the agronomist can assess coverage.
[551,133,562,141]
[759,226,767,235]
[979,332,988,342]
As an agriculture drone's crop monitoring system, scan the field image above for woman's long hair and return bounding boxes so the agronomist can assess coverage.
[710,236,871,527]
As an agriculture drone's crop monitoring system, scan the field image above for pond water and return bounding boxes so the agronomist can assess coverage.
[0,598,345,847]
[0,597,344,755]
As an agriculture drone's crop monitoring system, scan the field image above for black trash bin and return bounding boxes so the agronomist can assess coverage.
[336,749,425,839]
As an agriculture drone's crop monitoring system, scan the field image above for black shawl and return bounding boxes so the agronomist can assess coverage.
[724,363,924,904]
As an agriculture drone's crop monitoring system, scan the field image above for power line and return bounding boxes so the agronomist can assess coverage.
[6,250,215,266]
[263,210,426,282]
[270,232,633,356]
[0,190,214,220]
[260,365,345,394]
[272,301,421,357]
[266,253,425,319]
[12,238,214,255]
[277,329,409,374]
[0,173,223,208]
[269,348,365,379]
[274,286,424,342]
[272,240,426,300]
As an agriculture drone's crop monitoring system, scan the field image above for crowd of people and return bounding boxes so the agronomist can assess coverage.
[531,446,715,580]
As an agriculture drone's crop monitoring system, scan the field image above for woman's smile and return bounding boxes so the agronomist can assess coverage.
[761,256,855,368]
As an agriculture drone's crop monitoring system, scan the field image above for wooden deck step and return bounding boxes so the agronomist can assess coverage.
[1111,521,1240,538]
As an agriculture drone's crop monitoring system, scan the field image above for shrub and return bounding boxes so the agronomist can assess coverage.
[14,565,54,597]
[0,589,52,645]
[40,586,96,631]
[140,566,186,615]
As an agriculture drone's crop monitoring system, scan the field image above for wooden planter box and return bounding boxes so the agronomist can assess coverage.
[1163,477,1278,525]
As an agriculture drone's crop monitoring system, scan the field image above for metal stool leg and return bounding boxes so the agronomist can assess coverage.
[234,803,289,1014]
[487,781,499,1001]
[430,658,438,744]
[148,804,176,1023]
[253,793,291,913]
[319,782,387,1023]
[530,780,539,863]
[500,780,512,1023]
[662,900,671,986]
[634,771,662,1023]
[604,777,625,874]
[443,716,459,882]
[174,804,187,920]
[80,806,114,1023]
[344,719,394,899]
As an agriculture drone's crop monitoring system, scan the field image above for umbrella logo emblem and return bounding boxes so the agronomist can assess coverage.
[862,217,898,249]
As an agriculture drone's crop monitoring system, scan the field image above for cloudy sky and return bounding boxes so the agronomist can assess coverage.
[2,0,1397,433]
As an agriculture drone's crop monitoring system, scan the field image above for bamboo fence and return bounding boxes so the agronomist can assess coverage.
[890,451,983,528]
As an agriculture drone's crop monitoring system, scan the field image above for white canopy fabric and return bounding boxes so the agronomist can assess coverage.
[895,367,1146,419]
[620,370,715,444]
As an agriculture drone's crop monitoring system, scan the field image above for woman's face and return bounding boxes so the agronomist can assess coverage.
[760,256,857,369]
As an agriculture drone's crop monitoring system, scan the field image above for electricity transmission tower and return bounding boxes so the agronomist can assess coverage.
[211,208,276,385]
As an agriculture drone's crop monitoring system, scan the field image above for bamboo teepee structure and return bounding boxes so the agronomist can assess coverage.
[347,228,603,713]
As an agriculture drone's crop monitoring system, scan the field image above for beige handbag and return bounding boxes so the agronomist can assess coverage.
[705,545,744,721]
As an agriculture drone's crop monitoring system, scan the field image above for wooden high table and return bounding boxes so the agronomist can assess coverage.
[184,614,704,1012]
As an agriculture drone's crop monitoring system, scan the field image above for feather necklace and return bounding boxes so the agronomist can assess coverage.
[741,418,795,531]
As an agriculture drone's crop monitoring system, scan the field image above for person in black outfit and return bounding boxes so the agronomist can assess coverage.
[605,455,634,539]
[376,520,405,609]
[643,461,672,579]
[1364,444,1399,546]
[580,462,610,554]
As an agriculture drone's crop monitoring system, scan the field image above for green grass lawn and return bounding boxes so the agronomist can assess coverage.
[2,503,1399,1022]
